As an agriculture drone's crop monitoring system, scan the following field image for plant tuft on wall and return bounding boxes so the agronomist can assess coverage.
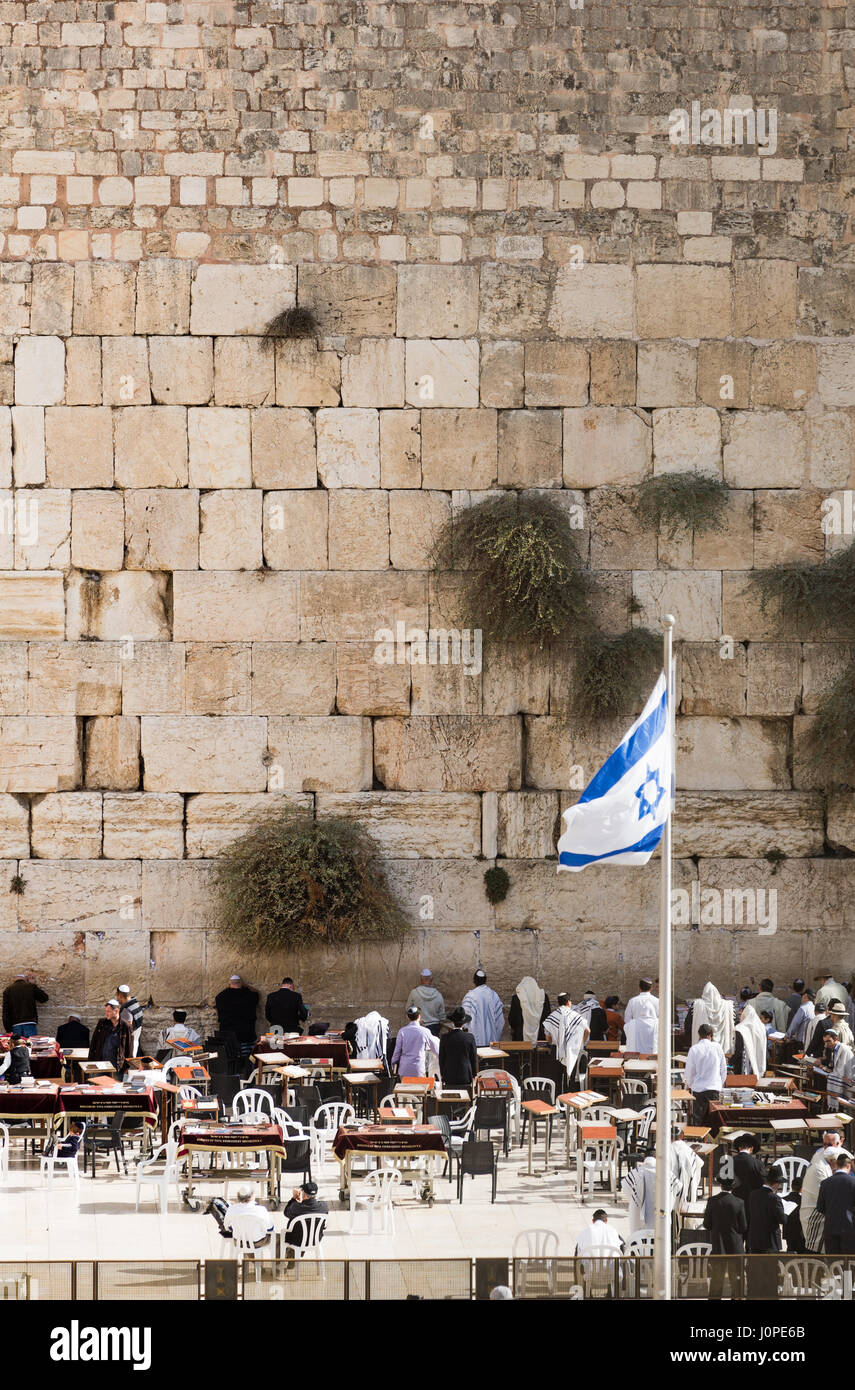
[262,304,320,349]
[432,492,590,647]
[804,660,855,787]
[636,471,729,538]
[571,628,662,722]
[752,540,855,637]
[214,810,409,952]
[9,873,26,895]
[483,865,511,904]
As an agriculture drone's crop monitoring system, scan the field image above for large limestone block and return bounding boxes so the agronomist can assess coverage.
[190,265,296,335]
[31,792,102,858]
[674,792,824,857]
[497,791,559,858]
[373,716,522,791]
[173,571,298,642]
[84,926,151,1005]
[827,792,855,853]
[380,409,421,488]
[405,341,479,409]
[101,338,150,408]
[396,265,478,338]
[525,715,622,791]
[124,488,199,570]
[484,642,551,716]
[72,263,136,335]
[266,715,372,791]
[317,791,481,858]
[45,407,113,487]
[102,792,184,858]
[420,408,496,489]
[636,265,731,338]
[652,407,721,475]
[0,644,27,714]
[30,264,74,337]
[589,341,636,407]
[15,337,65,406]
[142,715,268,792]
[252,643,336,715]
[808,414,852,490]
[0,793,28,856]
[498,409,562,487]
[548,264,634,339]
[801,643,853,714]
[697,341,751,410]
[691,489,755,570]
[340,339,405,408]
[723,412,806,487]
[335,643,411,716]
[632,571,721,641]
[64,338,102,407]
[149,338,213,405]
[677,717,789,790]
[188,407,251,487]
[380,858,494,929]
[389,490,450,569]
[751,343,817,410]
[142,860,218,937]
[798,266,855,338]
[298,265,396,338]
[122,642,185,715]
[301,572,427,642]
[754,490,824,568]
[71,490,124,571]
[9,489,69,570]
[149,932,205,1005]
[748,642,802,717]
[213,338,274,408]
[733,260,798,338]
[524,342,588,407]
[67,572,169,643]
[818,346,855,408]
[263,490,328,569]
[251,408,316,488]
[183,793,311,857]
[185,643,251,715]
[721,572,789,642]
[478,263,552,338]
[135,259,192,335]
[28,641,122,715]
[11,406,46,487]
[0,572,64,638]
[680,642,747,716]
[114,406,189,487]
[16,860,141,933]
[199,490,262,570]
[316,408,379,487]
[697,858,850,932]
[410,658,482,716]
[0,716,80,791]
[274,341,341,408]
[589,488,657,569]
[328,490,389,569]
[481,341,525,408]
[495,858,664,932]
[563,408,651,487]
[84,715,140,790]
[636,343,696,407]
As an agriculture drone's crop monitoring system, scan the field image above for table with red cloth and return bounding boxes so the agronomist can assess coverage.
[0,1035,63,1080]
[255,1036,351,1071]
[177,1121,286,1208]
[0,1083,62,1141]
[332,1123,446,1203]
[707,1097,808,1137]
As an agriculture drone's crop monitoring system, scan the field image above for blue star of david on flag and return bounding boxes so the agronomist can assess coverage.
[557,673,673,871]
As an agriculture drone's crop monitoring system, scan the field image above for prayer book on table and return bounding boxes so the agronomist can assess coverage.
[380,1107,415,1124]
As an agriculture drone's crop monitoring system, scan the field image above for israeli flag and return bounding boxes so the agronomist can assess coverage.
[557,673,672,872]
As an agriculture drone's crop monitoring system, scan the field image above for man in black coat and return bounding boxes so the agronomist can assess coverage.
[733,1135,766,1219]
[265,977,308,1033]
[817,1153,855,1254]
[56,1014,90,1048]
[438,1006,478,1088]
[214,975,259,1053]
[748,1170,786,1253]
[704,1176,747,1299]
[281,1181,328,1262]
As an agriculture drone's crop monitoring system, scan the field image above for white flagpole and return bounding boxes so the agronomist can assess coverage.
[653,614,675,1301]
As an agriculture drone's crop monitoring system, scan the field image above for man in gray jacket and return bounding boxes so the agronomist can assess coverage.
[406,969,445,1036]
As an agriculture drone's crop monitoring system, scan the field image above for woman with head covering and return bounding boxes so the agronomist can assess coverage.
[508,977,550,1044]
[691,981,735,1054]
[733,1002,767,1078]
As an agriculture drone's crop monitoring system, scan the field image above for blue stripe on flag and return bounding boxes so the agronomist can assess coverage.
[557,822,665,869]
[577,684,668,806]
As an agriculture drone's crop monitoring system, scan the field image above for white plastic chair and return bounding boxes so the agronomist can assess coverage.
[578,1246,622,1299]
[0,1122,8,1183]
[40,1146,81,1191]
[578,1136,619,1202]
[779,1257,843,1299]
[178,1085,202,1103]
[232,1089,276,1122]
[273,1108,310,1142]
[621,1078,649,1098]
[349,1165,401,1235]
[513,1228,559,1296]
[676,1242,713,1297]
[283,1212,327,1282]
[773,1155,809,1197]
[221,1207,272,1280]
[161,1058,193,1084]
[310,1102,355,1167]
[477,1069,522,1144]
[627,1228,655,1257]
[135,1134,183,1213]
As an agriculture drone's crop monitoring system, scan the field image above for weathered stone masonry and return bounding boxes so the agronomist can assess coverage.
[0,2,854,1040]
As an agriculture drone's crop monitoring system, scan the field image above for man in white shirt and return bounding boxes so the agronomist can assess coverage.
[157,1009,200,1053]
[208,1184,273,1249]
[575,1208,624,1256]
[624,977,659,1052]
[815,973,852,1014]
[683,1023,728,1125]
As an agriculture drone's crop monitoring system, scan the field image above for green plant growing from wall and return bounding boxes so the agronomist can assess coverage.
[431,492,591,648]
[9,872,26,895]
[571,628,662,722]
[214,809,409,952]
[262,303,319,349]
[636,471,729,538]
[483,866,511,904]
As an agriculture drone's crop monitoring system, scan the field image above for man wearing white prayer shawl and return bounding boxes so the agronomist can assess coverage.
[354,1010,389,1060]
[575,1209,623,1255]
[543,993,589,1078]
[733,1003,767,1077]
[800,1133,853,1251]
[623,977,658,1052]
[691,982,735,1054]
[814,974,852,1015]
[509,977,547,1044]
[461,970,505,1048]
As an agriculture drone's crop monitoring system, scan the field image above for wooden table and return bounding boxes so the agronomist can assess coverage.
[588,1063,623,1104]
[331,1124,445,1204]
[178,1122,285,1209]
[769,1117,808,1159]
[707,1097,808,1138]
[344,1072,383,1120]
[557,1090,607,1168]
[575,1122,618,1204]
[495,1041,535,1081]
[519,1098,558,1178]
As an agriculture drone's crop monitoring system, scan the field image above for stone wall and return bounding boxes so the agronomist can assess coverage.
[1,1,854,1040]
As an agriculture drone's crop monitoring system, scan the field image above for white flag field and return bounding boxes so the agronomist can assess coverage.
[557,672,672,872]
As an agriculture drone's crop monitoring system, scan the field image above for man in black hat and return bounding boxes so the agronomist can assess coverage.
[439,1007,478,1088]
[282,1181,328,1261]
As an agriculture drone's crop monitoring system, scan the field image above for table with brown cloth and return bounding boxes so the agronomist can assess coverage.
[0,1083,61,1119]
[332,1123,446,1203]
[178,1121,286,1209]
[1,1035,63,1080]
[707,1097,808,1137]
[255,1036,351,1070]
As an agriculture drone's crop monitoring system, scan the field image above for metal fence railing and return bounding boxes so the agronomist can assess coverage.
[0,1255,852,1300]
